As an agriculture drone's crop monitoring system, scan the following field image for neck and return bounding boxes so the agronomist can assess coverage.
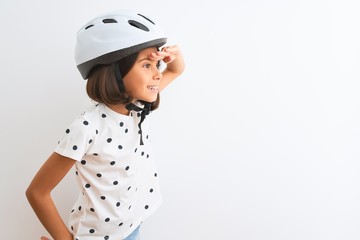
[107,103,130,115]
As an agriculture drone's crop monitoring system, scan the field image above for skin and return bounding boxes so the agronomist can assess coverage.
[109,45,185,115]
[26,45,184,240]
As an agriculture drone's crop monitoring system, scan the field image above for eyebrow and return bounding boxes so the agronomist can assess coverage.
[138,57,151,62]
[138,57,160,64]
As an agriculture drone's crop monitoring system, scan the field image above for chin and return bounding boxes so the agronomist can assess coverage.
[144,95,158,103]
[146,98,157,103]
[136,92,159,103]
[136,98,155,103]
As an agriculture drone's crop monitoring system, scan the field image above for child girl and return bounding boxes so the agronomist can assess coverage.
[26,9,185,240]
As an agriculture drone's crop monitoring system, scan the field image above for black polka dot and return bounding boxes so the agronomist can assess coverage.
[147,154,149,158]
[71,209,75,213]
[89,139,92,144]
[107,138,112,143]
[116,202,121,207]
[118,145,123,150]
[89,229,95,234]
[90,208,95,212]
[119,122,124,127]
[137,112,141,117]
[113,181,118,185]
[102,114,107,118]
[104,236,109,240]
[128,205,131,210]
[85,183,91,188]
[73,145,78,150]
[83,121,89,125]
[127,186,131,191]
[146,135,149,139]
[119,222,123,226]
[130,223,133,228]
[75,171,78,175]
[145,205,149,209]
[71,226,74,230]
[78,206,82,211]
[154,173,157,177]
[93,153,98,156]
[97,173,102,177]
[150,188,153,193]
[101,196,106,200]
[125,166,130,171]
[96,129,98,134]
[81,160,86,165]
[105,217,110,222]
[141,152,144,156]
[110,161,116,165]
[125,129,128,133]
[66,129,70,134]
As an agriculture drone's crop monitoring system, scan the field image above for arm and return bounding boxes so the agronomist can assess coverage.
[26,152,76,240]
[149,45,185,91]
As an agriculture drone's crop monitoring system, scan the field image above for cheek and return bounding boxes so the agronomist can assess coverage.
[123,76,146,96]
[122,75,136,91]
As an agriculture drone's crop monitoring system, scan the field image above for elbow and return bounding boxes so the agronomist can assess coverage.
[25,185,44,205]
[176,58,185,76]
[177,64,185,76]
[25,185,35,204]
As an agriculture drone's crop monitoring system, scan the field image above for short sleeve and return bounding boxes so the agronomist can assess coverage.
[55,116,96,161]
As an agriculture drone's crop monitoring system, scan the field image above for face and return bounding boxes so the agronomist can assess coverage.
[123,47,162,102]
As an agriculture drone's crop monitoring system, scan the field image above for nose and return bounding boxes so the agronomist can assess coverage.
[153,68,162,81]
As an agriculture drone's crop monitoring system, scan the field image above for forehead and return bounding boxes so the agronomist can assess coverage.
[137,47,158,58]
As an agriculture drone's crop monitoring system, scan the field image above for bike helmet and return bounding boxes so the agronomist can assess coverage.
[75,9,167,79]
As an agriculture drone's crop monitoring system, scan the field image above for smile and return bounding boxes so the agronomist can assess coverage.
[147,86,159,91]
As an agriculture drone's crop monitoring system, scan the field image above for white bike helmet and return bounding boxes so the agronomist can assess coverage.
[75,9,167,79]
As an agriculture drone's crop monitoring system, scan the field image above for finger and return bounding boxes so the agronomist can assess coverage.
[162,45,179,54]
[155,50,171,56]
[162,56,174,64]
[149,51,170,60]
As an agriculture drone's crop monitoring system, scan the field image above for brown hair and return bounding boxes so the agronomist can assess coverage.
[86,52,160,110]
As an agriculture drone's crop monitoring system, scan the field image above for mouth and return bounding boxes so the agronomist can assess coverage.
[147,85,159,91]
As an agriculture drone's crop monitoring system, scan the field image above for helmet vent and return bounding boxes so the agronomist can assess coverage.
[85,24,94,30]
[128,20,149,32]
[103,18,117,24]
[138,14,155,25]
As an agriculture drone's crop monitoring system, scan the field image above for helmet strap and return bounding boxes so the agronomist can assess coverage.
[114,63,126,93]
[126,102,152,145]
[113,62,151,145]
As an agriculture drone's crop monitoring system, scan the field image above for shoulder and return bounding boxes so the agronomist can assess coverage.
[64,103,104,137]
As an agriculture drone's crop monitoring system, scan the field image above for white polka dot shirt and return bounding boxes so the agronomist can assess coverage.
[55,103,162,240]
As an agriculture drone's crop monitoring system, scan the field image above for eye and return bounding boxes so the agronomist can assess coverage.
[143,63,151,69]
[156,61,161,69]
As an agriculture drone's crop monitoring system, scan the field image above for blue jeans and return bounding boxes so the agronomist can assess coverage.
[124,225,141,240]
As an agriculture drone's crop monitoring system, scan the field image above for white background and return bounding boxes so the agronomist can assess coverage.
[1,0,359,239]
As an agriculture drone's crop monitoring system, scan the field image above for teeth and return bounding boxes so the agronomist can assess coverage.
[148,86,159,90]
